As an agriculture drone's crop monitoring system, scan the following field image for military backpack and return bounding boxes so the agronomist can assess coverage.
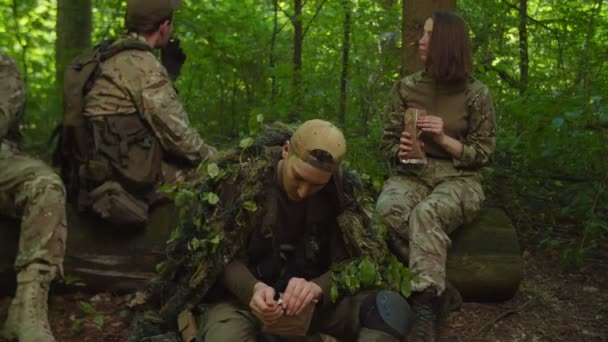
[52,38,163,205]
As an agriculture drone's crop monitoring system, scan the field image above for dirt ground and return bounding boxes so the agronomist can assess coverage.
[1,246,605,342]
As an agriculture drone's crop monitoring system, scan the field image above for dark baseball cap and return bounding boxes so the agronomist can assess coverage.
[126,0,181,29]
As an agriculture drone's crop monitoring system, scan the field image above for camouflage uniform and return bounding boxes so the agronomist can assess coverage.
[376,71,496,295]
[84,33,215,182]
[1,54,66,341]
[0,54,67,273]
[79,32,216,223]
[128,122,413,342]
[83,33,214,169]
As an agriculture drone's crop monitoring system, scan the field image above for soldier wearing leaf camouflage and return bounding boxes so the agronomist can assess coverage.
[0,54,67,342]
[63,0,216,225]
[375,11,496,342]
[129,120,414,341]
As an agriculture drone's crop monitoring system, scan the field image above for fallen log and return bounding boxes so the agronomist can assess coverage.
[0,204,177,294]
[0,207,522,302]
[447,208,523,302]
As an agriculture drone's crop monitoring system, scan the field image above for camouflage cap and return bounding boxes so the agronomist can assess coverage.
[126,0,181,29]
[290,119,347,172]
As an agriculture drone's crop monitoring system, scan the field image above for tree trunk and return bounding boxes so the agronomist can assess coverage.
[55,0,92,100]
[401,0,456,76]
[574,0,604,90]
[518,0,528,95]
[0,208,521,301]
[291,0,303,121]
[270,0,279,104]
[338,0,352,128]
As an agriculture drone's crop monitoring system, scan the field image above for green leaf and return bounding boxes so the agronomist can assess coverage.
[210,234,222,244]
[358,258,377,287]
[206,192,220,205]
[190,238,201,251]
[63,274,85,287]
[207,163,220,178]
[71,318,85,332]
[551,117,565,129]
[330,285,339,303]
[175,189,195,207]
[243,201,258,212]
[78,301,94,315]
[240,137,254,149]
[93,315,105,327]
[256,114,264,124]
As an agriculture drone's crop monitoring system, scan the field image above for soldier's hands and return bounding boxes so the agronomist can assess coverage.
[250,282,283,325]
[161,37,187,81]
[281,278,322,316]
[417,115,445,142]
[398,131,424,160]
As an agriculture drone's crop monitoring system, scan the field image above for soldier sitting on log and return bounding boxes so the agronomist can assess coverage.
[54,0,216,227]
[129,120,416,341]
[376,11,497,342]
[0,54,67,342]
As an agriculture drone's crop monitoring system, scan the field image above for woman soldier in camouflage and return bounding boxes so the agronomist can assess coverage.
[376,11,497,342]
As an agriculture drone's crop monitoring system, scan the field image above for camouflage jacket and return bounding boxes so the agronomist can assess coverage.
[381,71,496,171]
[0,54,25,148]
[128,124,412,340]
[83,34,215,165]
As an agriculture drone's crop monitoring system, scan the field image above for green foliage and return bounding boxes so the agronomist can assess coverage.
[458,0,608,265]
[70,300,105,333]
[2,0,607,266]
[61,274,86,287]
[330,254,414,302]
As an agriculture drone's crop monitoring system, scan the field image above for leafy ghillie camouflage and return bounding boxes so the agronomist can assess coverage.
[128,123,413,340]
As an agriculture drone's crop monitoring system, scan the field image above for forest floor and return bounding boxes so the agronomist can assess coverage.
[0,237,605,341]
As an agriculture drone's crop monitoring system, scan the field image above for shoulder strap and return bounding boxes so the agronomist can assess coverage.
[99,37,153,63]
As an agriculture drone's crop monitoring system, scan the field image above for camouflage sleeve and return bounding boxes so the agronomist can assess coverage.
[380,79,407,162]
[139,58,216,165]
[453,84,497,168]
[0,55,25,139]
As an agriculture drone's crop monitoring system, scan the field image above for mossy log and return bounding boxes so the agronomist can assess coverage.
[0,204,176,294]
[0,207,522,302]
[447,208,523,302]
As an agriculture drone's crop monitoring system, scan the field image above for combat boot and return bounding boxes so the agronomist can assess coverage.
[407,288,443,342]
[2,263,57,342]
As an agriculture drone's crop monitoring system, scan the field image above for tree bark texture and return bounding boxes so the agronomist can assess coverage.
[0,207,521,301]
[338,0,352,128]
[270,0,279,104]
[55,0,92,100]
[401,0,456,76]
[291,0,303,121]
[518,0,529,95]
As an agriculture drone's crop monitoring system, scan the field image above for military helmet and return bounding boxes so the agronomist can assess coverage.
[290,119,347,172]
[126,0,181,30]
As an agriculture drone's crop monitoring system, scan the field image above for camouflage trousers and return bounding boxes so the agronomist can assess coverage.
[376,158,484,294]
[198,293,398,342]
[0,143,67,275]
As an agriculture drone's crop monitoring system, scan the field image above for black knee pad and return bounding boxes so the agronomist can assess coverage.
[359,290,414,339]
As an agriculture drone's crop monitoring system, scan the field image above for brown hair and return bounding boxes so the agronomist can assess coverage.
[127,12,173,34]
[426,11,472,83]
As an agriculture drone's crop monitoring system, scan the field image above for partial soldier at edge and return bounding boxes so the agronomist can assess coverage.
[1,54,67,342]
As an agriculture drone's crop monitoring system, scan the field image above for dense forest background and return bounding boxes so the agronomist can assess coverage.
[1,0,607,268]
